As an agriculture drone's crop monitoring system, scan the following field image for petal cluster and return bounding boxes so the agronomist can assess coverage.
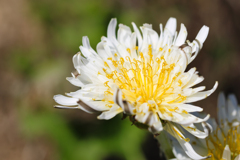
[53,17,217,158]
[171,93,240,160]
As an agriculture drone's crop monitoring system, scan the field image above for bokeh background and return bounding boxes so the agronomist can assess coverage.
[1,0,240,159]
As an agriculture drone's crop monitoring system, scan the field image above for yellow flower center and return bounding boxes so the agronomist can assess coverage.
[206,122,240,160]
[102,45,187,116]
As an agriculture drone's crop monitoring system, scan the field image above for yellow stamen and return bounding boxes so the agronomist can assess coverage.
[104,61,109,67]
[206,122,240,159]
[127,48,131,53]
[101,46,188,118]
[173,127,190,142]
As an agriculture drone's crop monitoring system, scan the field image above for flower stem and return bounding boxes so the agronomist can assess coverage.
[155,131,175,160]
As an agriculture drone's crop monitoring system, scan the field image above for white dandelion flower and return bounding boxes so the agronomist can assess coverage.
[171,93,240,160]
[53,17,217,158]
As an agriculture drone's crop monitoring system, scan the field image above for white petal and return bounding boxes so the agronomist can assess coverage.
[113,88,134,114]
[176,114,210,126]
[228,94,238,108]
[54,102,98,114]
[164,123,210,160]
[107,18,117,40]
[117,24,132,48]
[189,44,200,63]
[235,155,240,160]
[141,26,159,49]
[185,81,218,103]
[177,104,203,112]
[66,77,84,87]
[77,99,105,113]
[175,24,187,46]
[157,23,163,48]
[81,36,97,55]
[79,46,96,59]
[194,114,211,123]
[217,92,227,124]
[195,25,209,49]
[181,68,197,87]
[227,95,238,122]
[54,105,79,109]
[172,114,196,126]
[82,36,91,49]
[96,41,110,61]
[84,101,111,111]
[182,123,209,139]
[135,112,152,124]
[130,32,138,59]
[97,105,122,120]
[76,72,93,85]
[172,141,192,160]
[178,44,192,65]
[53,95,78,106]
[183,86,206,97]
[183,75,204,89]
[164,17,177,37]
[148,120,163,134]
[72,52,82,72]
[178,48,188,70]
[222,145,231,160]
[132,22,143,49]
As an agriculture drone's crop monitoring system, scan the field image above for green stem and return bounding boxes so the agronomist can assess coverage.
[155,131,175,160]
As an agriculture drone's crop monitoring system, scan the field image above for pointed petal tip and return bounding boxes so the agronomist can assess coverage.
[97,115,101,120]
[202,25,209,30]
[207,81,218,96]
[179,23,187,32]
[168,17,177,22]
[53,95,79,106]
[82,36,88,40]
[224,145,230,150]
[212,81,218,91]
[222,145,231,160]
[110,18,117,24]
[107,18,117,39]
[195,25,210,46]
[53,94,59,100]
[199,25,209,36]
[166,17,177,24]
[165,17,177,36]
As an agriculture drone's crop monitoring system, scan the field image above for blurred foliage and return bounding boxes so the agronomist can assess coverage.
[30,0,113,53]
[21,108,146,160]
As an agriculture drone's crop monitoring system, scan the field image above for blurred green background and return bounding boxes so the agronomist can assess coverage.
[1,0,240,159]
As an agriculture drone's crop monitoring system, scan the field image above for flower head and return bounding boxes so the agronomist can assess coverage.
[207,93,240,160]
[171,93,240,160]
[54,17,217,157]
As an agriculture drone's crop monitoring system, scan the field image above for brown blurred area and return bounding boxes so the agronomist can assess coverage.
[1,0,240,160]
[0,0,56,159]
